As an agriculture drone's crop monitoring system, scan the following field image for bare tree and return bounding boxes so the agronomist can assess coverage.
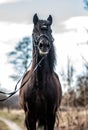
[7,37,32,80]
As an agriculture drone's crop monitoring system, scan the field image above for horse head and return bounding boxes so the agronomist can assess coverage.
[32,13,54,56]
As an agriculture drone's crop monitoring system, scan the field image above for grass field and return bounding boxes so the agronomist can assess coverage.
[0,108,88,130]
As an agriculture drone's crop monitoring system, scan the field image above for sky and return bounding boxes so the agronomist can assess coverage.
[0,0,88,92]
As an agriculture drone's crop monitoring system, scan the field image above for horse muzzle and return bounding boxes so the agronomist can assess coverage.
[38,40,51,55]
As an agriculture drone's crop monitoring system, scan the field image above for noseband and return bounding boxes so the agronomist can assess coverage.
[32,33,54,48]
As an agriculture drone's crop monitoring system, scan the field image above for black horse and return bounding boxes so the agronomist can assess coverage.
[19,14,62,130]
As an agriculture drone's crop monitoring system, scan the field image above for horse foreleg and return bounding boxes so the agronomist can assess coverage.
[47,113,56,130]
[25,111,30,130]
[24,102,36,130]
[25,111,36,130]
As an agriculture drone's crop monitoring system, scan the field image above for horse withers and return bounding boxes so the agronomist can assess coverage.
[19,14,62,130]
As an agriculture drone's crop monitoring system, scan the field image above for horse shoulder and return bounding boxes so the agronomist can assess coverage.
[53,72,60,85]
[21,70,30,86]
[53,72,62,105]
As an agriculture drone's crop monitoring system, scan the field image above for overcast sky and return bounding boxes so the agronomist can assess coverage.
[0,0,88,91]
[0,0,88,32]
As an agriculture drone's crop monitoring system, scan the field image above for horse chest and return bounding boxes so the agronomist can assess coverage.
[30,83,56,109]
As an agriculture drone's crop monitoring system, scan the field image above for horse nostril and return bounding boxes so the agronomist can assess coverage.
[47,44,50,48]
[39,43,43,48]
[39,43,50,49]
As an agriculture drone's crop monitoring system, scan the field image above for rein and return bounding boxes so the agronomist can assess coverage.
[0,54,47,102]
[0,32,53,102]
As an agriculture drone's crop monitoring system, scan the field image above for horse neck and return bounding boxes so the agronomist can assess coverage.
[32,45,56,83]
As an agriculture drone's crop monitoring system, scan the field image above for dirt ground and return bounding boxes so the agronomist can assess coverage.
[0,117,23,130]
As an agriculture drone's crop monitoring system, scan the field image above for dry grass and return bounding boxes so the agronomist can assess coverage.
[58,107,88,130]
[0,108,88,130]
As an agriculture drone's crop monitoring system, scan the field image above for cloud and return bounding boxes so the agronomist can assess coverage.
[0,0,22,4]
[54,16,88,75]
[63,16,88,31]
[0,22,33,90]
[0,22,33,43]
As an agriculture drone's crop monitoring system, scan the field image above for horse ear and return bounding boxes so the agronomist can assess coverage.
[33,13,38,25]
[47,15,52,25]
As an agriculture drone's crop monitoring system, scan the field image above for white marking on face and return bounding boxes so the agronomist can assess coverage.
[39,49,48,55]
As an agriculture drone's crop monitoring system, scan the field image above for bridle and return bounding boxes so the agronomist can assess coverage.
[32,32,54,85]
[32,32,54,48]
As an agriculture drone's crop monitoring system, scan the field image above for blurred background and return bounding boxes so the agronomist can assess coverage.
[0,0,88,130]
